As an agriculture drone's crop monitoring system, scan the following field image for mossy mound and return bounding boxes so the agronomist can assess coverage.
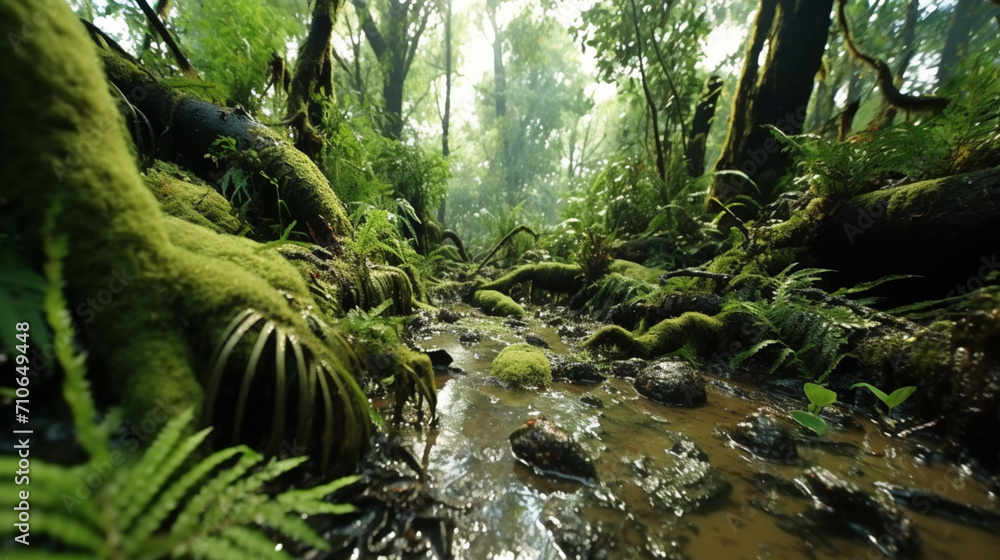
[145,166,243,235]
[491,343,552,388]
[608,259,663,285]
[480,262,584,294]
[473,289,526,317]
[582,312,725,359]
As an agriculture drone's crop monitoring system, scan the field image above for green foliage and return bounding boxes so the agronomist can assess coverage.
[584,272,653,318]
[851,383,916,415]
[0,223,357,559]
[728,266,875,380]
[203,308,371,470]
[790,383,837,436]
[576,227,616,282]
[371,141,450,227]
[0,243,50,354]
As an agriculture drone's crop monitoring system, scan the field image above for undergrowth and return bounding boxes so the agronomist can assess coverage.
[0,221,358,559]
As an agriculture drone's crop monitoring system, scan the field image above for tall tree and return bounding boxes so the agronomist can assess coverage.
[351,0,435,139]
[709,0,835,218]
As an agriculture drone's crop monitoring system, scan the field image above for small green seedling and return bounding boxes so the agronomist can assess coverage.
[850,383,916,415]
[790,382,838,436]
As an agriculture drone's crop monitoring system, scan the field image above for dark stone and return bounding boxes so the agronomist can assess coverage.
[541,493,621,560]
[420,348,453,368]
[458,330,480,344]
[509,417,597,482]
[554,362,605,385]
[580,394,604,408]
[607,357,647,379]
[633,360,707,406]
[670,439,709,462]
[796,468,920,560]
[524,333,551,349]
[881,483,1000,534]
[437,308,462,323]
[633,452,731,514]
[729,413,799,464]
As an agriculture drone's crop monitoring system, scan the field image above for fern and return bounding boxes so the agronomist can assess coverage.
[728,265,876,380]
[0,216,360,559]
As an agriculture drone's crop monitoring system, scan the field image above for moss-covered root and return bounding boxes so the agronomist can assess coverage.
[582,312,724,359]
[473,289,526,318]
[391,348,436,424]
[480,262,585,294]
[490,343,552,388]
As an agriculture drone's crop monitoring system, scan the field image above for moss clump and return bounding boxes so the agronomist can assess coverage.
[608,259,663,284]
[145,167,243,235]
[491,343,552,388]
[473,289,526,317]
[582,312,724,358]
[479,262,584,294]
[390,347,436,423]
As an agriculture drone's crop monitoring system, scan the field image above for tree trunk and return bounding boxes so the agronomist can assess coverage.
[286,0,344,161]
[709,0,835,220]
[2,0,375,468]
[937,0,977,87]
[811,167,1000,304]
[685,75,723,177]
[437,0,452,225]
[628,0,666,183]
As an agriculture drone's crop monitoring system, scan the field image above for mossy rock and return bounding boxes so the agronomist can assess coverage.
[491,343,552,388]
[145,166,243,235]
[473,289,526,317]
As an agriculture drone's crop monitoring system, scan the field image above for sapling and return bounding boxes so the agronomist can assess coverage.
[850,383,916,416]
[790,382,838,436]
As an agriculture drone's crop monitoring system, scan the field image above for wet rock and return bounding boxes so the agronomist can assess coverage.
[458,330,480,344]
[524,332,551,349]
[796,467,920,560]
[420,348,453,369]
[607,357,647,379]
[437,308,462,323]
[554,362,605,385]
[729,413,799,464]
[541,493,622,560]
[580,394,604,408]
[509,416,597,482]
[557,324,588,339]
[633,451,731,514]
[879,483,1000,534]
[633,360,707,406]
[670,439,709,462]
[747,472,809,499]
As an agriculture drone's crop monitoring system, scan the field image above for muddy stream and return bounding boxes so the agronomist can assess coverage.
[367,305,1000,559]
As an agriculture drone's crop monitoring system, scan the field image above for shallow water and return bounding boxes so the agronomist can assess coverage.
[385,309,1000,559]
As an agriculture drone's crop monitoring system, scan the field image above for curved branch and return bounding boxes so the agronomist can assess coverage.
[474,225,538,275]
[134,0,197,79]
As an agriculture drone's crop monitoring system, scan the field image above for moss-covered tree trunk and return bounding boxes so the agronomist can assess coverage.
[0,0,404,470]
[286,0,344,161]
[709,0,834,220]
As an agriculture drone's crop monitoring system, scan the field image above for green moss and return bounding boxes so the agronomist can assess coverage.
[1,0,371,466]
[473,289,526,317]
[145,168,243,234]
[479,262,584,294]
[490,343,552,388]
[582,312,724,358]
[367,265,414,314]
[608,259,662,284]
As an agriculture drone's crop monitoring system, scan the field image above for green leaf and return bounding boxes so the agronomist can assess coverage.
[885,386,917,409]
[790,410,828,436]
[803,383,837,409]
[850,382,890,405]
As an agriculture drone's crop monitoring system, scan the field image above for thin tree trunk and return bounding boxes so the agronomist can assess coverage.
[628,0,666,183]
[437,0,452,225]
[937,0,976,87]
[685,75,723,176]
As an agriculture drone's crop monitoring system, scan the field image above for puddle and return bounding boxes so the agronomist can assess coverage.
[377,308,1000,559]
